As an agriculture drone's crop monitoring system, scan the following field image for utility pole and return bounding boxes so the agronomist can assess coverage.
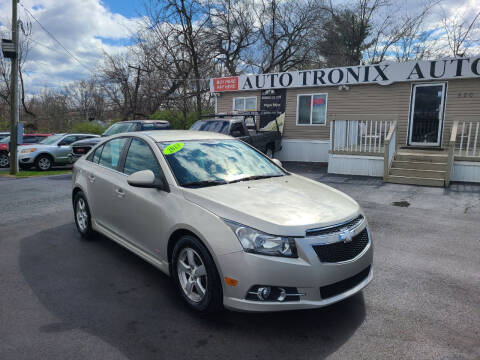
[9,0,19,175]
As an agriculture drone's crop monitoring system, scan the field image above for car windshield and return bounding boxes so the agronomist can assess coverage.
[39,134,62,145]
[190,120,230,134]
[102,122,136,136]
[0,136,10,143]
[158,140,285,188]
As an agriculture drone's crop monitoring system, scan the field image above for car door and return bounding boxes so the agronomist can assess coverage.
[115,137,172,259]
[55,135,79,163]
[86,137,129,236]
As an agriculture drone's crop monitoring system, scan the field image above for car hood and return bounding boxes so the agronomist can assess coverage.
[182,174,361,237]
[18,144,55,151]
[71,137,102,147]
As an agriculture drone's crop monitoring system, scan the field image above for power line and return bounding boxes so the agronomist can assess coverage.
[19,2,94,74]
[28,38,70,56]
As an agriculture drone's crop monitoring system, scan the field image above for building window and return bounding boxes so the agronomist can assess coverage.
[296,94,327,125]
[233,96,257,111]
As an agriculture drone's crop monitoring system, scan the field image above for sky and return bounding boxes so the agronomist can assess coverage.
[0,0,479,95]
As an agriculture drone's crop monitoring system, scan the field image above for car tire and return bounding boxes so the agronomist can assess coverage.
[172,235,223,313]
[35,154,52,171]
[73,191,95,240]
[0,152,9,168]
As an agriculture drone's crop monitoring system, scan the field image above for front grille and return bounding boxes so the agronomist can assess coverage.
[312,228,369,263]
[320,265,371,299]
[306,215,364,237]
[72,146,92,155]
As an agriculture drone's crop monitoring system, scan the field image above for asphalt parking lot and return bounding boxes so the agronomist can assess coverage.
[1,163,479,360]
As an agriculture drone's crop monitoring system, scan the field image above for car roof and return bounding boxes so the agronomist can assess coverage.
[122,120,169,124]
[140,130,232,142]
[197,118,238,122]
[24,133,52,136]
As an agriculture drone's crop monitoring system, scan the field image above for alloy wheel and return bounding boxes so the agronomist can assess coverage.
[38,157,51,170]
[177,247,208,303]
[76,197,88,232]
[0,153,9,167]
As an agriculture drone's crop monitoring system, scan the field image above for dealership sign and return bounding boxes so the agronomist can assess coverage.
[211,56,480,92]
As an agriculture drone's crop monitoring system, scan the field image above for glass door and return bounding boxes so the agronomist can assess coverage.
[408,83,446,146]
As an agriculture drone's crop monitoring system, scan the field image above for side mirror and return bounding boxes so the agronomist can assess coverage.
[57,142,63,146]
[272,158,282,168]
[127,170,165,189]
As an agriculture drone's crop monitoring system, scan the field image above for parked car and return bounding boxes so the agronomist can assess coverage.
[18,133,99,170]
[0,133,52,168]
[72,130,372,313]
[69,120,171,162]
[190,113,281,157]
[0,132,10,141]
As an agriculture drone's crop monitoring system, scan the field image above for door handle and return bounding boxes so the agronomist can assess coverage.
[115,188,125,198]
[88,174,95,183]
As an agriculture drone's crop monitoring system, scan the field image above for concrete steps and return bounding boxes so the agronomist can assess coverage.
[386,149,449,187]
[391,160,447,171]
[386,175,445,187]
[389,168,446,179]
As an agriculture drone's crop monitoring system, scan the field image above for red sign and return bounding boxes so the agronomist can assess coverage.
[213,76,239,92]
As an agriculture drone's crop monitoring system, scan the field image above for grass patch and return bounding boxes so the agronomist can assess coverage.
[0,169,72,178]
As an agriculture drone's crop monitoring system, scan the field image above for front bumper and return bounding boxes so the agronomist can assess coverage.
[218,224,373,312]
[68,153,83,163]
[18,153,36,164]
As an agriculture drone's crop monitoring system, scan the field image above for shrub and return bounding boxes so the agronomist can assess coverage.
[149,108,214,130]
[70,122,106,135]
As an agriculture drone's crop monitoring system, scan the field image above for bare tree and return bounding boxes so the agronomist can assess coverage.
[64,78,105,121]
[206,0,256,75]
[147,0,212,117]
[440,7,480,57]
[244,0,325,73]
[366,0,440,63]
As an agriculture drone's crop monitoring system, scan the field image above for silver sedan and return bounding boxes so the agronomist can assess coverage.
[72,131,373,312]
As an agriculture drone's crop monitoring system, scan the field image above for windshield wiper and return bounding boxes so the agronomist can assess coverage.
[182,179,228,188]
[228,174,283,184]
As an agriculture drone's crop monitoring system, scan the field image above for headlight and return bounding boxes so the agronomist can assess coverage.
[225,220,297,258]
[21,148,36,154]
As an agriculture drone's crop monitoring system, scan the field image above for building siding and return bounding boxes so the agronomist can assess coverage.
[215,78,480,148]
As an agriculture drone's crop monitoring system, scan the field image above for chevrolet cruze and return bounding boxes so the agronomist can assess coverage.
[72,131,373,312]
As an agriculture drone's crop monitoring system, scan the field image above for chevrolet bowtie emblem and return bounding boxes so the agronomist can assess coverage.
[338,230,354,243]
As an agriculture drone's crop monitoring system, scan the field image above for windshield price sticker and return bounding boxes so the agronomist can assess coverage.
[163,142,184,155]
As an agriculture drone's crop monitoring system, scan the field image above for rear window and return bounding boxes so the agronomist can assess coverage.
[190,120,229,134]
[141,122,171,130]
[102,122,137,136]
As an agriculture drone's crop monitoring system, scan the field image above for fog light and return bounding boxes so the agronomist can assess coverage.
[246,285,304,302]
[256,286,271,300]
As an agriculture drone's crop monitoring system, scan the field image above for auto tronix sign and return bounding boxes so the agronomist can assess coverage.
[211,56,480,92]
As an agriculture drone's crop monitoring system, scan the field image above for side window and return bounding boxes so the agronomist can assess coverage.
[22,137,37,144]
[91,145,104,163]
[60,136,78,145]
[98,138,127,170]
[230,123,246,137]
[153,122,170,130]
[123,138,160,177]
